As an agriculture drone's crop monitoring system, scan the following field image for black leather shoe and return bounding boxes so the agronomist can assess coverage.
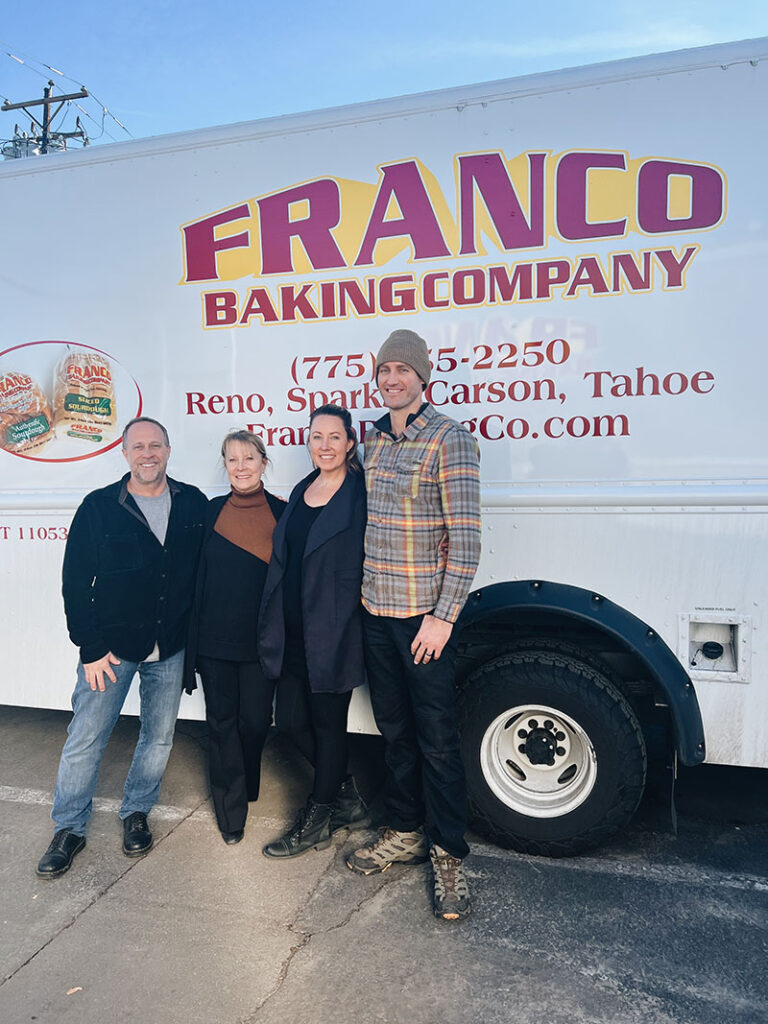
[221,829,244,845]
[36,830,86,878]
[122,812,153,856]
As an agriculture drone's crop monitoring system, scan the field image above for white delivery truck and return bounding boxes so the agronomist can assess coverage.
[1,37,766,856]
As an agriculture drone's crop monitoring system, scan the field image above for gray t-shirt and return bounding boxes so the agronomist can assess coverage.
[133,487,171,545]
[132,487,171,662]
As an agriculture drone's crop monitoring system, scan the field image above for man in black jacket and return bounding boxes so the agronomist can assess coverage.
[37,417,207,878]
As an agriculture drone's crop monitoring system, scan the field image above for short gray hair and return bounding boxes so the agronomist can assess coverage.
[122,417,170,447]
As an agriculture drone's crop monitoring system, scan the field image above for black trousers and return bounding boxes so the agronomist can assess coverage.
[362,610,469,859]
[274,661,353,804]
[197,656,275,833]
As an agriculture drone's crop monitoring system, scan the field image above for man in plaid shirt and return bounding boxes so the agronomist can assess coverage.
[346,329,481,920]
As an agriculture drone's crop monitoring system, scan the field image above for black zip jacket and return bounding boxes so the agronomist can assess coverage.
[61,473,208,664]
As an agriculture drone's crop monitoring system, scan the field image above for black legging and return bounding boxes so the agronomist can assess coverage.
[274,664,352,804]
[198,656,276,832]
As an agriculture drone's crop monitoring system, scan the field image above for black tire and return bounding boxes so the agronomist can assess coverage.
[459,649,647,856]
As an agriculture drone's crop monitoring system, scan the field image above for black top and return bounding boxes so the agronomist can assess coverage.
[282,497,323,670]
[259,469,367,694]
[183,489,286,693]
[197,531,269,661]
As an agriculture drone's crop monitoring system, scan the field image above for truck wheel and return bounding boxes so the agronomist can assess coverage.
[459,649,646,856]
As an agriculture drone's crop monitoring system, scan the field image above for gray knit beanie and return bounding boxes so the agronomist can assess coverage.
[375,329,431,385]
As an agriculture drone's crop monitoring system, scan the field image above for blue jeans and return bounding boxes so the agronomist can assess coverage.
[51,650,184,835]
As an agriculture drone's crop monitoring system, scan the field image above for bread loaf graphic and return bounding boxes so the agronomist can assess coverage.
[53,350,117,443]
[0,370,54,454]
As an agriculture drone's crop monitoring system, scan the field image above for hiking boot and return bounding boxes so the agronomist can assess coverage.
[346,827,428,875]
[430,844,471,920]
[36,830,86,878]
[330,776,371,835]
[262,798,333,858]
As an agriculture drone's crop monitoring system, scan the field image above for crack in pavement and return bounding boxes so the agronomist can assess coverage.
[303,850,404,938]
[242,856,331,1023]
[243,843,405,1022]
[0,793,210,988]
[242,834,768,1024]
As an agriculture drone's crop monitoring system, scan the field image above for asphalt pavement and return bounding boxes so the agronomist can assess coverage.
[1,704,766,1024]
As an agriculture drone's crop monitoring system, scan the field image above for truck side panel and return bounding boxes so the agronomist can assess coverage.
[0,39,766,767]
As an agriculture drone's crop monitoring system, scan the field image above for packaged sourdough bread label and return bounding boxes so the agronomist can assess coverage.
[0,370,54,454]
[53,349,117,443]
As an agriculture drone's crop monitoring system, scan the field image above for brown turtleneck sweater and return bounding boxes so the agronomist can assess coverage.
[213,486,276,562]
[197,486,278,661]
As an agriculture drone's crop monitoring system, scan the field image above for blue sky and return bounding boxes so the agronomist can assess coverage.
[1,1,767,145]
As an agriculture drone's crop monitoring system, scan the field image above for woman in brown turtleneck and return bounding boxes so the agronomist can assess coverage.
[184,430,285,844]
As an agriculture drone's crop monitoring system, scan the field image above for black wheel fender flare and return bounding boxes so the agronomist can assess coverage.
[457,579,706,765]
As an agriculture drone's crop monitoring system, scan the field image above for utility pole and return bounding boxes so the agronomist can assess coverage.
[1,80,89,157]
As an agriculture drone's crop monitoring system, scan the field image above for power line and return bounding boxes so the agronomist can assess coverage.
[1,80,89,156]
[0,42,132,143]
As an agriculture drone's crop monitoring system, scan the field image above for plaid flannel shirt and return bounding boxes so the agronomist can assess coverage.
[362,403,481,623]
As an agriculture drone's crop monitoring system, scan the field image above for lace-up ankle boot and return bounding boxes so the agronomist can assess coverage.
[262,798,333,858]
[330,776,371,834]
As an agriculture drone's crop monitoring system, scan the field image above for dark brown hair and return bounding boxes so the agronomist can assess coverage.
[308,404,362,473]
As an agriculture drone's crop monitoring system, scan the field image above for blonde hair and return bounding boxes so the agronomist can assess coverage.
[220,429,268,463]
